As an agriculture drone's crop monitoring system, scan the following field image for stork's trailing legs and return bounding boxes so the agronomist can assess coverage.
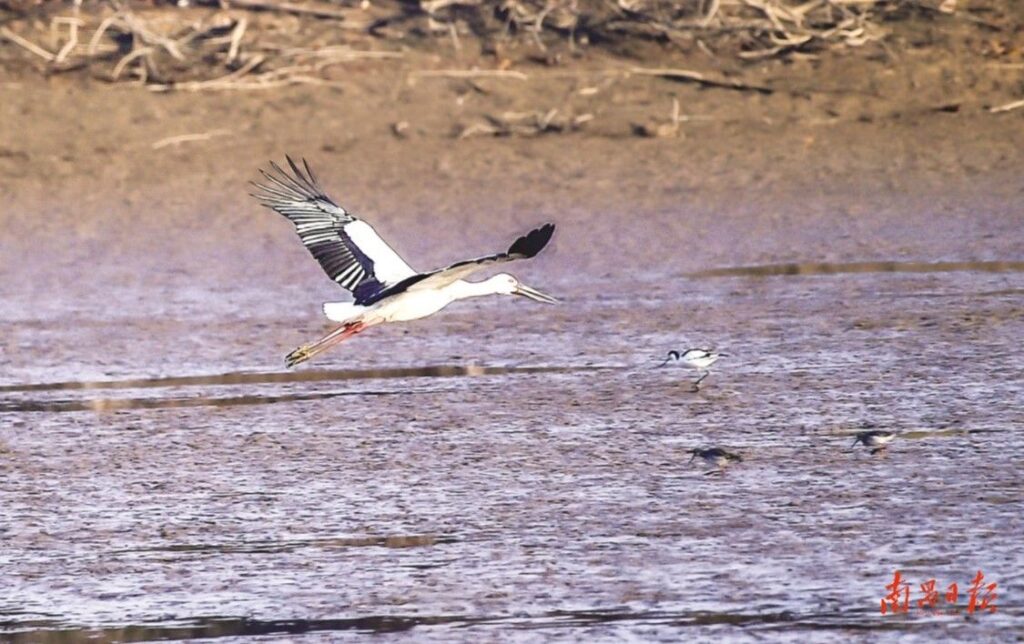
[286,321,367,368]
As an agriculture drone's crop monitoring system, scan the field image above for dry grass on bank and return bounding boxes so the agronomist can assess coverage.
[0,0,1016,92]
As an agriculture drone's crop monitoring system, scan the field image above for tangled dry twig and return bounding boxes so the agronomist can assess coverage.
[458,107,593,138]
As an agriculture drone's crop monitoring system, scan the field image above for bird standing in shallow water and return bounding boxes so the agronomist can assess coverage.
[850,430,896,455]
[659,348,723,391]
[689,447,743,474]
[251,157,559,367]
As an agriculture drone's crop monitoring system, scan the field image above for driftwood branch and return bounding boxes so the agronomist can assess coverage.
[989,98,1024,114]
[152,129,232,149]
[0,26,56,62]
[52,16,83,64]
[629,67,773,94]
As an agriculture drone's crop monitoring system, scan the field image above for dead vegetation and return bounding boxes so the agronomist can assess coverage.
[1,0,1021,141]
[0,0,1012,90]
[0,1,402,89]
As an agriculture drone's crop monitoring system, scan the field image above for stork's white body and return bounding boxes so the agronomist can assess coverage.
[324,280,496,324]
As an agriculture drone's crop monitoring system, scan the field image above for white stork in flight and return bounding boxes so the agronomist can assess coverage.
[252,157,559,368]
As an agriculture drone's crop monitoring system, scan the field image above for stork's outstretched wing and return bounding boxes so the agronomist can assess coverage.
[364,224,555,304]
[251,157,416,302]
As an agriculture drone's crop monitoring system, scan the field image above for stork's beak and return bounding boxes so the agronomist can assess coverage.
[515,284,559,304]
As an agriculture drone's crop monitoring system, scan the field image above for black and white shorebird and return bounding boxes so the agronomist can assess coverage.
[689,448,743,474]
[252,157,559,367]
[850,430,896,455]
[659,348,724,390]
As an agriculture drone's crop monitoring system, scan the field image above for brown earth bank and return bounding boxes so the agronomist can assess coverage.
[1,2,1023,292]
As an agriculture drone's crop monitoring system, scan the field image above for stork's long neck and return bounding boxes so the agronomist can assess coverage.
[445,278,500,301]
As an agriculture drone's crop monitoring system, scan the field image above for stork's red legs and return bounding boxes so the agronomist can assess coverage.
[286,321,367,368]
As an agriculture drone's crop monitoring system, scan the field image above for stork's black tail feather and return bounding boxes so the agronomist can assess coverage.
[507,223,555,258]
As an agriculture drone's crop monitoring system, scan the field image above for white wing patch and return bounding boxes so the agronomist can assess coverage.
[344,220,416,285]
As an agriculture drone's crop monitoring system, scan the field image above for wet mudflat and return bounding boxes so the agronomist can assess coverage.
[2,197,1022,643]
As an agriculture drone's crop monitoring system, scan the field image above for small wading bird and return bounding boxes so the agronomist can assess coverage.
[659,348,724,390]
[850,430,896,455]
[689,448,743,474]
[252,157,559,367]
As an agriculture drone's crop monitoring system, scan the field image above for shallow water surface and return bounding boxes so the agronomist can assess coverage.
[1,208,1022,642]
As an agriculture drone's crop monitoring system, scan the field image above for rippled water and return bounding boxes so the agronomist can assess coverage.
[2,210,1023,641]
